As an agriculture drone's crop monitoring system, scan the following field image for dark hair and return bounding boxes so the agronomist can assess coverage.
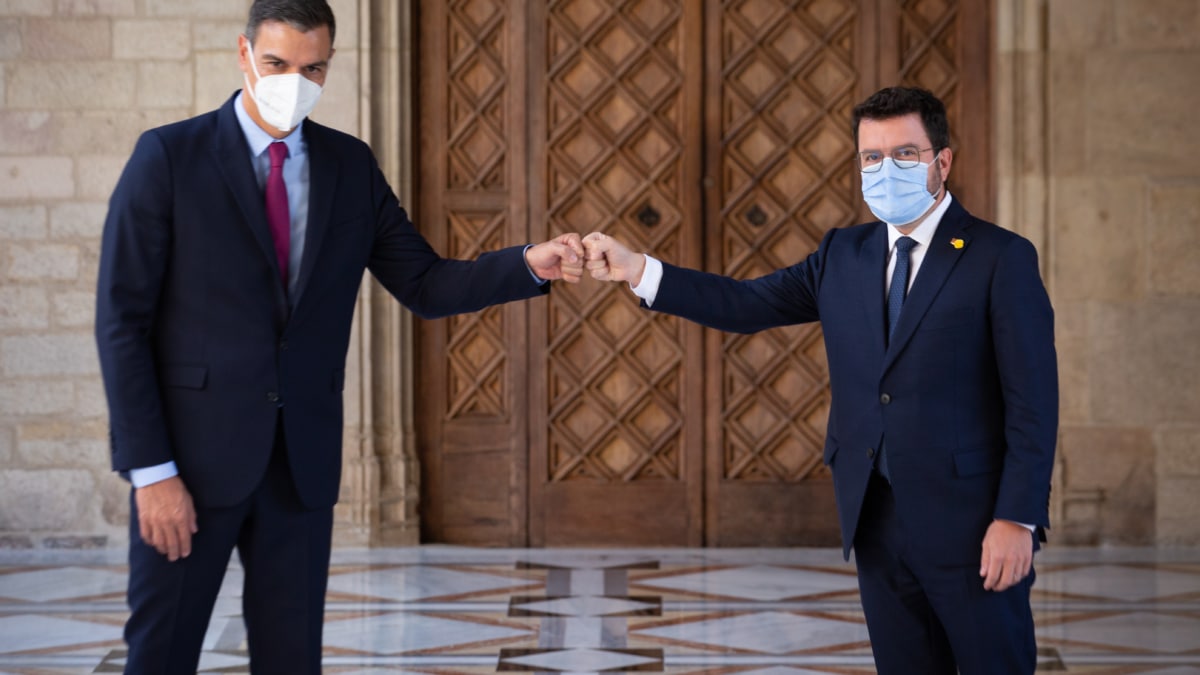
[245,0,336,47]
[851,87,950,152]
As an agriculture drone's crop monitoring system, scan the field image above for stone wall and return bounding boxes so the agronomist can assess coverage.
[0,0,387,550]
[1044,0,1200,545]
[1,0,1198,549]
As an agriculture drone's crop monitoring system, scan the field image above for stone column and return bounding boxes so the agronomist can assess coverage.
[332,0,420,546]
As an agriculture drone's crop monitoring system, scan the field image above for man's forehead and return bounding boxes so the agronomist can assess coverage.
[252,21,332,47]
[858,114,929,146]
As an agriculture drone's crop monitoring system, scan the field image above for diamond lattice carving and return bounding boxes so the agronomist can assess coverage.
[556,0,607,36]
[897,0,960,120]
[561,127,606,172]
[735,0,786,28]
[732,57,781,102]
[629,0,673,33]
[447,304,506,418]
[446,0,508,191]
[595,159,642,206]
[804,0,852,30]
[597,435,638,477]
[596,367,643,410]
[595,23,640,68]
[766,22,815,64]
[596,92,640,137]
[545,3,685,485]
[732,125,781,169]
[765,227,818,269]
[629,125,675,171]
[559,401,609,447]
[560,56,607,102]
[718,0,850,482]
[631,399,676,445]
[628,56,675,102]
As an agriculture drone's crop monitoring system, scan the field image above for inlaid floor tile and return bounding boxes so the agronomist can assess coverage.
[498,647,661,672]
[0,568,126,602]
[635,565,858,601]
[321,611,532,654]
[511,595,660,617]
[1039,610,1200,652]
[637,610,870,653]
[0,615,122,653]
[0,547,1197,673]
[1037,564,1200,601]
[325,565,537,602]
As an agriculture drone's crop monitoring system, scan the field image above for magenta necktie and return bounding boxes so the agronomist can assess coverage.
[265,141,290,290]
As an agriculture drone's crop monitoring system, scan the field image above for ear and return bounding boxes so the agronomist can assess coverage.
[936,146,953,182]
[237,34,252,78]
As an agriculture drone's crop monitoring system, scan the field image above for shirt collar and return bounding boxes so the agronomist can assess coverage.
[886,192,954,252]
[233,90,304,159]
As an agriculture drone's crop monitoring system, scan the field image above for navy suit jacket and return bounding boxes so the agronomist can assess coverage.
[96,94,546,510]
[651,199,1057,565]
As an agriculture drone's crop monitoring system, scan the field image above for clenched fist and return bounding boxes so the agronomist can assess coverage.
[582,232,645,285]
[526,233,585,283]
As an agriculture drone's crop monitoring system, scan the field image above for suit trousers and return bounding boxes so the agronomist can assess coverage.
[853,472,1037,675]
[123,424,333,674]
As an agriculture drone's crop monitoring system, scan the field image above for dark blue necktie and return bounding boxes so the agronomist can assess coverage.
[878,236,916,482]
[886,236,917,343]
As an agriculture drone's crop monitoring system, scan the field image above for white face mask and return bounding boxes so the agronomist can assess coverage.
[243,42,323,133]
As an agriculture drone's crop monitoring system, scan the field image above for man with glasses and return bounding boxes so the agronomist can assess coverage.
[581,87,1057,674]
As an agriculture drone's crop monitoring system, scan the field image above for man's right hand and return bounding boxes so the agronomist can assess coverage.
[134,476,198,561]
[582,232,646,286]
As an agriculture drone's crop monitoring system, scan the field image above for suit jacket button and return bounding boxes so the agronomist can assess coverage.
[278,340,288,351]
[266,391,279,403]
[867,447,875,458]
[880,393,891,404]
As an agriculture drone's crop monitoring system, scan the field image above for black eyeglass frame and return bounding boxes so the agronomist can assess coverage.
[855,145,942,173]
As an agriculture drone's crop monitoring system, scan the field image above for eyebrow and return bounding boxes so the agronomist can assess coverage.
[258,51,329,70]
[858,143,922,154]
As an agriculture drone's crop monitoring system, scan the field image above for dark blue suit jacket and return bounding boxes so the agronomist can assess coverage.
[651,199,1057,565]
[96,94,546,510]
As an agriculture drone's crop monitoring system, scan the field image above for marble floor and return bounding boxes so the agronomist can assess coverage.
[0,546,1198,674]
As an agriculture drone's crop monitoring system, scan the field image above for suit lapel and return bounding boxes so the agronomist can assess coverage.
[881,200,972,374]
[288,120,339,315]
[211,95,289,313]
[858,224,889,357]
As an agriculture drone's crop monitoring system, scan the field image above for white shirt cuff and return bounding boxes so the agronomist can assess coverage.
[130,461,179,488]
[630,254,663,306]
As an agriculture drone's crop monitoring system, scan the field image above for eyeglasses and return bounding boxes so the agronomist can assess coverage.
[855,145,938,173]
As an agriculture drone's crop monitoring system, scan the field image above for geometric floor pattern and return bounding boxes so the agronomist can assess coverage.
[0,546,1197,673]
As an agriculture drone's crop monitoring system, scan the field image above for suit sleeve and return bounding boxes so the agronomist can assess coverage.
[989,236,1058,531]
[648,227,832,332]
[95,130,175,472]
[364,159,547,319]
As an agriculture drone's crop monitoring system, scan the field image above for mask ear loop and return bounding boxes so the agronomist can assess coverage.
[243,42,264,106]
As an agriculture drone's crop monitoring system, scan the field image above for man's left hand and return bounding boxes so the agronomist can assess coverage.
[980,519,1034,592]
[527,233,585,283]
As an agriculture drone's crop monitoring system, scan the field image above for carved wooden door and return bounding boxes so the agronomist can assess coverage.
[526,1,706,546]
[416,0,991,546]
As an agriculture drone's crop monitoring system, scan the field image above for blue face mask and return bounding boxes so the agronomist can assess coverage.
[860,159,936,226]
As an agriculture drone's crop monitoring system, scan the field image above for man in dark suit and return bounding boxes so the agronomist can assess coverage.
[582,87,1057,674]
[94,1,583,671]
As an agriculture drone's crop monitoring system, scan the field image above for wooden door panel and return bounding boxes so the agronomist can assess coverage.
[881,0,993,219]
[528,0,704,547]
[415,0,991,547]
[703,0,857,546]
[416,0,528,546]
